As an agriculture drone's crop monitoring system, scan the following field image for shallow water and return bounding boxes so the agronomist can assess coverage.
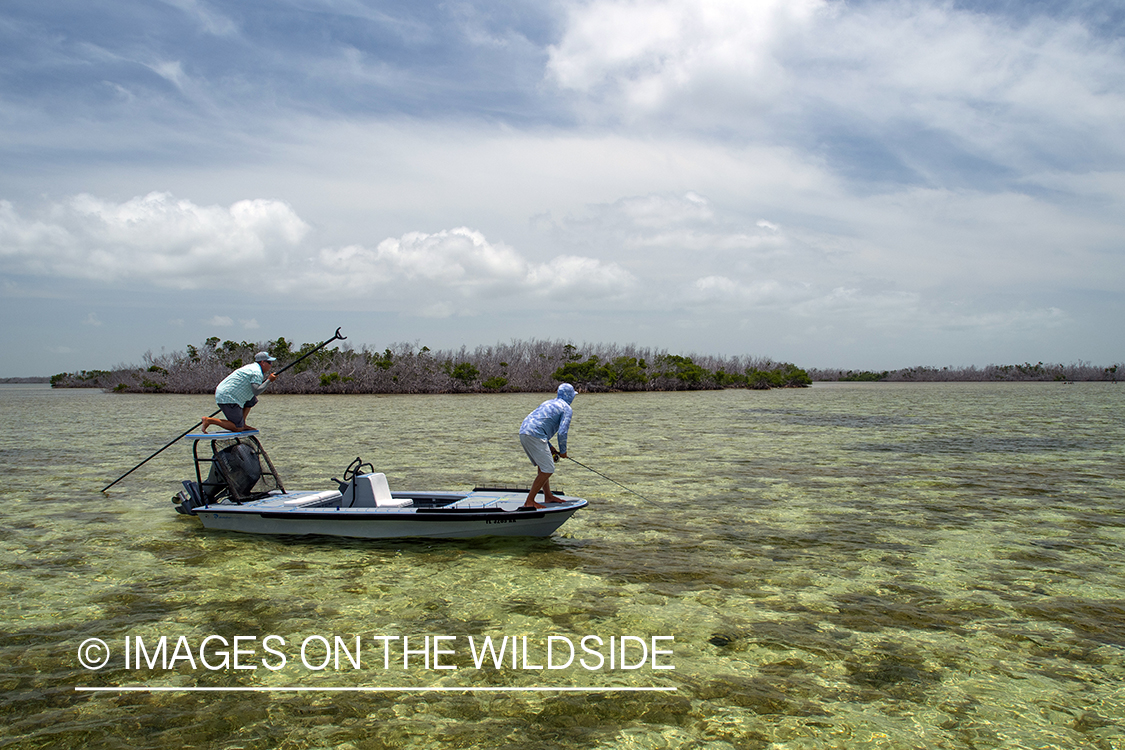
[1,382,1123,749]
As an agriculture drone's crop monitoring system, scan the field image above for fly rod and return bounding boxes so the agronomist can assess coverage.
[551,445,654,504]
[101,327,347,493]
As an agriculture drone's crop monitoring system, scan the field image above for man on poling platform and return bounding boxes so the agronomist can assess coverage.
[201,352,278,433]
[518,383,576,510]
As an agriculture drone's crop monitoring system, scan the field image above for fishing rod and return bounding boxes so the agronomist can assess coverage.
[551,445,654,504]
[101,328,347,493]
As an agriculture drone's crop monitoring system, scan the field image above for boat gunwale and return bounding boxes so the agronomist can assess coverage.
[190,498,588,523]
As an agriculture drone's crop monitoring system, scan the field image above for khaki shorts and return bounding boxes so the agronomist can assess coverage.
[520,433,555,474]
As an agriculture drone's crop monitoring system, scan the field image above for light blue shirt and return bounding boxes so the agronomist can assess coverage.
[520,384,576,454]
[215,363,266,406]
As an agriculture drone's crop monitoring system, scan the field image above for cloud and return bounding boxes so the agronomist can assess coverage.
[791,286,922,326]
[0,193,310,289]
[609,191,714,228]
[292,226,637,314]
[0,190,641,315]
[690,275,795,306]
[547,191,789,256]
[543,183,1117,349]
[81,312,103,326]
[548,0,828,116]
[547,0,1125,181]
[157,0,238,37]
[526,255,637,299]
[145,60,190,91]
[1,172,1115,351]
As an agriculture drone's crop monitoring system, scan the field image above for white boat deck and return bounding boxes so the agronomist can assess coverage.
[203,489,581,514]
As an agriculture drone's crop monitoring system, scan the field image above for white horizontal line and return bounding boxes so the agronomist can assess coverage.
[76,686,676,693]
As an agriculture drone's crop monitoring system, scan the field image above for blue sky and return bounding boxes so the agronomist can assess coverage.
[1,0,1122,376]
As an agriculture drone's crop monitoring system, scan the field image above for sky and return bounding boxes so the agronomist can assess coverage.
[1,0,1123,376]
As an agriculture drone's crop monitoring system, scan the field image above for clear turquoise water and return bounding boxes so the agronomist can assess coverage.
[1,382,1123,749]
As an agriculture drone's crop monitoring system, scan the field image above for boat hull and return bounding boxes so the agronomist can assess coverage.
[188,491,587,540]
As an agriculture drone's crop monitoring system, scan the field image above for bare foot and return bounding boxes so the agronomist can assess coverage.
[521,501,545,510]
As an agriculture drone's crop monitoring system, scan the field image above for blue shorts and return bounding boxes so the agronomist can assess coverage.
[218,397,258,428]
[520,433,555,474]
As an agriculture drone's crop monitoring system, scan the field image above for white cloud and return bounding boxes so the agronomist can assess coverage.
[81,312,103,326]
[549,191,790,260]
[548,0,828,118]
[146,60,189,90]
[157,0,238,36]
[366,227,525,284]
[0,191,640,314]
[295,227,524,299]
[206,316,234,326]
[0,193,310,289]
[292,226,637,313]
[612,192,714,227]
[690,275,797,308]
[526,255,637,299]
[792,286,922,324]
[548,0,1125,175]
[240,318,260,329]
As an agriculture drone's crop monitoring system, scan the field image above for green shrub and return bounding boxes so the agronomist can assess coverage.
[839,371,887,382]
[369,348,395,370]
[449,362,480,385]
[482,376,509,390]
[747,364,812,389]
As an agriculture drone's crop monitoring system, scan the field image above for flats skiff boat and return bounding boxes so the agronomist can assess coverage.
[172,431,587,539]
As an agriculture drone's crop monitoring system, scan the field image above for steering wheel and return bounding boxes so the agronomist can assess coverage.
[341,457,374,483]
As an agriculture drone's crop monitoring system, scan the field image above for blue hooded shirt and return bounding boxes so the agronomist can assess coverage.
[520,383,576,454]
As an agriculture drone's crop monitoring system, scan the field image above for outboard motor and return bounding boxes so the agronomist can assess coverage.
[203,442,263,501]
[173,480,206,514]
[181,434,284,508]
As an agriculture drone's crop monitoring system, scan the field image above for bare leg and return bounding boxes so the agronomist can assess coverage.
[522,470,566,508]
[522,470,553,508]
[203,417,241,432]
[541,476,563,503]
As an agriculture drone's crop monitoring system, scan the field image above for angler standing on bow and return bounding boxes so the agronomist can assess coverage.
[518,383,576,509]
